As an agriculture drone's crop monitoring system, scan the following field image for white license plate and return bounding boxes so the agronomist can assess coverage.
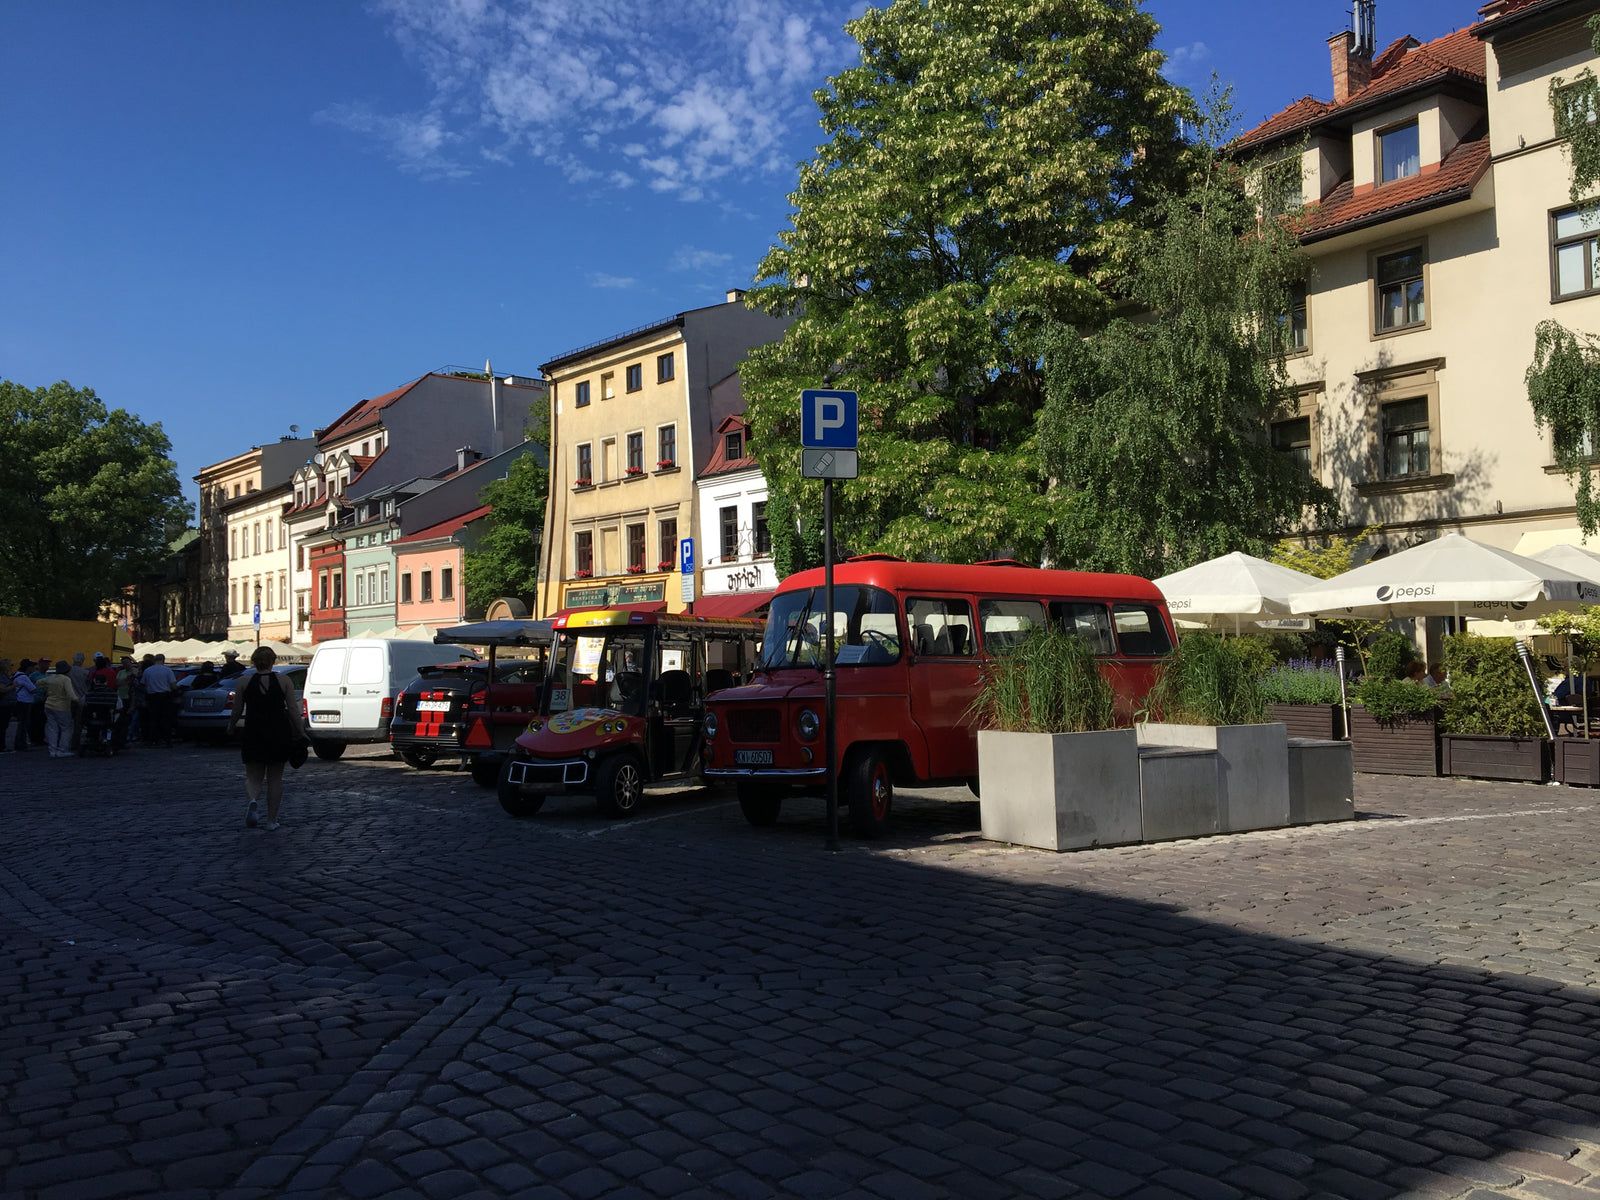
[735,749,774,765]
[416,700,451,712]
[191,698,217,711]
[311,713,339,724]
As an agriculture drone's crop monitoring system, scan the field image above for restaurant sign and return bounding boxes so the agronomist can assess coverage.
[565,580,667,608]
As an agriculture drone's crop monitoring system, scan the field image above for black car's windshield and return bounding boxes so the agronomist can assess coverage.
[548,630,649,716]
[758,586,901,669]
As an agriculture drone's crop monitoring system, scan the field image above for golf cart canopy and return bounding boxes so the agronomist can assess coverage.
[433,620,555,648]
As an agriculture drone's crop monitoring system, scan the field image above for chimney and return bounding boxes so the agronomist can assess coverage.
[1329,31,1372,103]
[456,446,476,474]
[726,288,747,304]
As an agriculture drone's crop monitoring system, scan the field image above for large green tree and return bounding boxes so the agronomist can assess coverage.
[1037,105,1335,577]
[0,380,190,619]
[462,418,549,613]
[743,0,1195,575]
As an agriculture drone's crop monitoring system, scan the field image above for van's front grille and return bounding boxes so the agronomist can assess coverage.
[728,708,781,743]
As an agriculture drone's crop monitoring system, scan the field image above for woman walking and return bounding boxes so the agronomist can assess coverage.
[226,646,307,830]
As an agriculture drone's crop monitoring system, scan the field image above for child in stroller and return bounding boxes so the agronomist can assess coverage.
[78,676,120,756]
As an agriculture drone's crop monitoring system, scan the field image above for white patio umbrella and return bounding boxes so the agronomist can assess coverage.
[1530,542,1600,586]
[1289,533,1600,620]
[1155,552,1324,635]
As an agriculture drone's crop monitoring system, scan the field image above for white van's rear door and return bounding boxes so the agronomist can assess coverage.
[343,644,387,731]
[306,648,348,727]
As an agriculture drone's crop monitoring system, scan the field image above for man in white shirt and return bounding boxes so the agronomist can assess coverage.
[140,654,178,746]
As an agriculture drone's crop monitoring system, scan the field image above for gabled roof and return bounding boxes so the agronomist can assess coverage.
[1235,26,1486,151]
[699,415,758,479]
[394,505,492,546]
[316,378,424,444]
[1294,135,1492,243]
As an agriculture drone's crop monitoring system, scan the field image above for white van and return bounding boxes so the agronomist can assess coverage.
[303,638,478,760]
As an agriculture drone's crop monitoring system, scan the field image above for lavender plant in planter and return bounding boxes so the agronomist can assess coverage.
[1261,658,1346,740]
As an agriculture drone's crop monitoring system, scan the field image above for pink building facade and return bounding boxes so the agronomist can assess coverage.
[393,506,490,631]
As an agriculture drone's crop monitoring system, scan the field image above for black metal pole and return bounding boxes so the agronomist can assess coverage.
[823,477,838,852]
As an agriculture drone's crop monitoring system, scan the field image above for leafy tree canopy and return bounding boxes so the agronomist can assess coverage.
[0,380,190,620]
[462,415,549,614]
[743,0,1196,576]
[1037,100,1335,578]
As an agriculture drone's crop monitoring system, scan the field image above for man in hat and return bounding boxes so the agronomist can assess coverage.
[219,649,245,680]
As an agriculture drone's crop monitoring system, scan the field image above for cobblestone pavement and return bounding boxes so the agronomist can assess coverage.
[7,744,1600,1200]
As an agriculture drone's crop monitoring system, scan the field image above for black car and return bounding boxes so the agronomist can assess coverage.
[390,658,546,779]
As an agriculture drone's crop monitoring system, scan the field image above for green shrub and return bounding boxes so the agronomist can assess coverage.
[1352,677,1439,722]
[1260,660,1344,706]
[1144,632,1268,726]
[972,627,1115,734]
[1364,630,1418,681]
[1232,635,1281,678]
[1438,634,1548,737]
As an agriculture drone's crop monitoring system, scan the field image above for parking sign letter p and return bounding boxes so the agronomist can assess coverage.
[816,396,845,442]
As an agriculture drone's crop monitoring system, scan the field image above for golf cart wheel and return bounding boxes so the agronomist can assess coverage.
[595,753,645,818]
[497,759,545,817]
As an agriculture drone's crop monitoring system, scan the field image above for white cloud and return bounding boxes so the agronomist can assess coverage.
[590,272,637,289]
[1165,41,1211,75]
[671,246,735,273]
[338,0,856,200]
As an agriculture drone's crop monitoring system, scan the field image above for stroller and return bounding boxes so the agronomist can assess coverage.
[78,679,120,757]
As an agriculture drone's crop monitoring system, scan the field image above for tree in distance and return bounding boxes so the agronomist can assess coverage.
[1038,95,1337,578]
[0,379,190,620]
[741,0,1196,576]
[462,411,549,614]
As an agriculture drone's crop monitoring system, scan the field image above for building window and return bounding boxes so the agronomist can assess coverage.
[659,517,678,569]
[1283,283,1309,352]
[298,545,305,571]
[1554,204,1600,299]
[576,443,592,484]
[1272,416,1313,474]
[1379,120,1420,184]
[231,582,238,615]
[627,523,646,571]
[574,380,591,407]
[279,571,287,607]
[1375,248,1425,332]
[441,567,453,600]
[319,573,329,610]
[374,434,383,453]
[626,363,642,392]
[266,577,274,610]
[657,353,674,383]
[658,425,676,468]
[1382,397,1431,478]
[380,569,390,603]
[265,521,274,553]
[724,430,744,461]
[400,572,412,604]
[421,570,433,602]
[753,501,770,555]
[721,505,740,562]
[253,523,262,555]
[601,371,615,400]
[332,572,343,608]
[230,530,237,560]
[575,531,593,575]
[356,574,367,606]
[626,431,644,473]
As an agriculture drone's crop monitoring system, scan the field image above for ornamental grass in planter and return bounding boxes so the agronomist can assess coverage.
[973,629,1139,850]
[1437,635,1549,783]
[1348,677,1440,776]
[1261,658,1346,739]
[1141,631,1267,728]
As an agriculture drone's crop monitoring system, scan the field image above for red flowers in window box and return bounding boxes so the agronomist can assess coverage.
[626,565,645,574]
[573,569,593,579]
[656,459,676,470]
[574,478,593,488]
[657,560,674,572]
[624,466,645,477]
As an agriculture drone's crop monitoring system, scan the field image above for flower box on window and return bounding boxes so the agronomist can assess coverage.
[625,466,645,477]
[657,560,674,572]
[657,459,676,470]
[626,565,645,575]
[572,569,593,579]
[574,478,593,488]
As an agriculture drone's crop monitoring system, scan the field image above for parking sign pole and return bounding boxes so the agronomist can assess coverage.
[823,476,839,852]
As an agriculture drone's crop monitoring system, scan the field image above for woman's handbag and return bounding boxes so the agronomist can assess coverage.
[288,739,309,769]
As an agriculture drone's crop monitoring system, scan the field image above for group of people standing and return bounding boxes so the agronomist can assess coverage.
[0,650,196,756]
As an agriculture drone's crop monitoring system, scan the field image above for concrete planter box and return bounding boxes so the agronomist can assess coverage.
[1138,747,1219,841]
[1287,739,1355,824]
[1267,702,1344,741]
[1556,737,1600,786]
[1347,707,1439,776]
[1138,722,1291,833]
[1439,734,1549,783]
[977,728,1142,851]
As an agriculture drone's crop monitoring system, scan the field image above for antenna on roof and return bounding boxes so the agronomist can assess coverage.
[1355,0,1376,59]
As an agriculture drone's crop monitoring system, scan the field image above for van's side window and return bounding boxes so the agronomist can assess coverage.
[906,597,976,657]
[1051,602,1115,656]
[978,599,1046,651]
[1111,604,1173,656]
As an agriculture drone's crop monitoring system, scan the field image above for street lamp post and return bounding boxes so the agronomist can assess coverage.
[254,583,262,647]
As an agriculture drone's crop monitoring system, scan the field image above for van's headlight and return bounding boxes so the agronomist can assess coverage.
[798,709,819,741]
[705,711,718,739]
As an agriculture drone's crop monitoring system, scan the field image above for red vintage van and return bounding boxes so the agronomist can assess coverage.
[702,557,1176,836]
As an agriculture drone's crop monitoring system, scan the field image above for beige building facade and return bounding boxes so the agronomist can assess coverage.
[1241,0,1600,566]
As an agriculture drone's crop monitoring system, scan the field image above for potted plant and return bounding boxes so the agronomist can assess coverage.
[624,465,645,477]
[1348,676,1440,776]
[1261,658,1346,739]
[1538,607,1600,784]
[572,569,594,580]
[626,564,645,575]
[574,477,593,488]
[657,559,674,572]
[1437,634,1549,783]
[974,628,1140,851]
[656,459,676,470]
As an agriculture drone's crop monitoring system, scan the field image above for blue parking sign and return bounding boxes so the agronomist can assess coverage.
[801,389,858,449]
[680,537,695,575]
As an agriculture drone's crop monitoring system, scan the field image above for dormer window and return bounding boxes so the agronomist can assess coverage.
[725,430,744,461]
[1378,120,1419,184]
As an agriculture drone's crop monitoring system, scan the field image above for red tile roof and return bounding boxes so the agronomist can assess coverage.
[1294,136,1492,242]
[1236,26,1486,150]
[316,378,423,444]
[395,505,492,546]
[699,415,757,478]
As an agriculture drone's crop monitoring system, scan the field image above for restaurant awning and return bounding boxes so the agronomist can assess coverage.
[691,590,777,618]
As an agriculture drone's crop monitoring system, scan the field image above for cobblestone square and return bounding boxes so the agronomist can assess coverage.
[7,744,1600,1199]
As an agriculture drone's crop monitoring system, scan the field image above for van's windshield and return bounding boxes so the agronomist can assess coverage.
[759,586,900,670]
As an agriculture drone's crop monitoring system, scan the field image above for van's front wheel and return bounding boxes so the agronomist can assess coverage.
[737,782,782,827]
[846,748,892,839]
[595,754,645,818]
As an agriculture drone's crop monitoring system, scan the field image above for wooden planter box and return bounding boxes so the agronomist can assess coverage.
[1267,703,1344,741]
[1555,737,1600,786]
[1440,734,1549,783]
[1347,707,1439,776]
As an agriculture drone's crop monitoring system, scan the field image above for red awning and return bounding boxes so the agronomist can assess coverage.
[691,590,777,618]
[547,601,667,621]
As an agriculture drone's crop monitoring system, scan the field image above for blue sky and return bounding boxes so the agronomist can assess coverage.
[1,0,1480,509]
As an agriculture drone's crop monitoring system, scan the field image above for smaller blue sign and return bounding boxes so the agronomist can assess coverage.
[800,389,858,449]
[253,603,261,626]
[680,537,695,575]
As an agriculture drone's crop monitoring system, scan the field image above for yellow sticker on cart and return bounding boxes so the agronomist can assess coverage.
[545,708,622,735]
